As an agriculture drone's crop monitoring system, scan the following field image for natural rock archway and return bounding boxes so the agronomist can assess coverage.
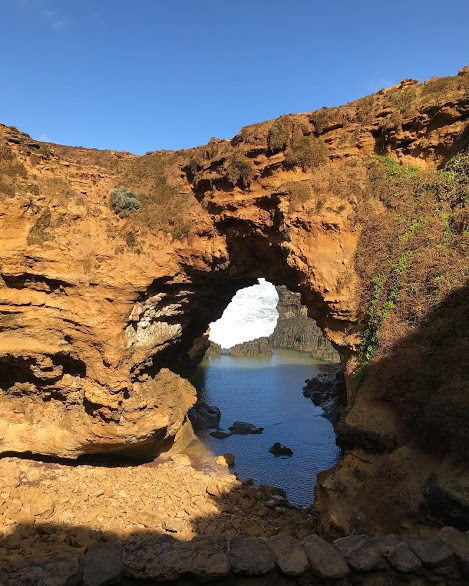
[1,68,468,533]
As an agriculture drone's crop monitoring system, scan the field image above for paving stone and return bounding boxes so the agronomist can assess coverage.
[334,535,386,572]
[229,537,275,575]
[438,526,469,577]
[123,536,182,581]
[0,550,81,586]
[267,534,309,576]
[123,535,231,581]
[302,534,349,579]
[183,535,231,580]
[83,541,123,586]
[407,537,454,568]
[371,535,421,573]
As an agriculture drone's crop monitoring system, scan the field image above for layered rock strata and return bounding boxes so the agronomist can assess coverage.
[0,67,468,533]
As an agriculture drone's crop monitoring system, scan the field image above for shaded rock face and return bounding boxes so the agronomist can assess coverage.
[187,402,221,432]
[270,286,340,362]
[0,70,469,534]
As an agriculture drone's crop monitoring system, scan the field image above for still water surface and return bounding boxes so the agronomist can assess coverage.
[189,349,340,506]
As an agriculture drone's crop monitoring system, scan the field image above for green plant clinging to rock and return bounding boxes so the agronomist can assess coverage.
[268,123,289,152]
[352,151,469,405]
[309,107,329,134]
[227,155,254,188]
[285,136,328,171]
[110,186,141,218]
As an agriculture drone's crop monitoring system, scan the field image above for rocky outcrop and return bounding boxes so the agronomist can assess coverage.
[204,340,223,359]
[303,365,344,424]
[228,337,273,357]
[187,402,221,432]
[269,442,293,456]
[225,286,339,360]
[1,68,469,533]
[270,286,339,361]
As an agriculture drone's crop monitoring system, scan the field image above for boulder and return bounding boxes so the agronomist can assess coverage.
[123,535,230,581]
[216,453,235,467]
[269,443,293,457]
[229,421,264,435]
[334,535,386,572]
[371,535,421,573]
[268,534,309,576]
[438,526,469,576]
[123,536,182,581]
[229,537,275,575]
[83,541,123,586]
[302,534,349,579]
[188,402,221,432]
[0,550,81,586]
[407,537,454,568]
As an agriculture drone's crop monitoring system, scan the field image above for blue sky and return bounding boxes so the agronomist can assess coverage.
[1,1,468,154]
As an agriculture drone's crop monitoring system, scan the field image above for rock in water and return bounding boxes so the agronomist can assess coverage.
[303,366,344,424]
[269,442,293,457]
[209,429,231,439]
[228,337,273,357]
[228,421,264,435]
[216,453,235,467]
[270,286,340,362]
[188,402,221,432]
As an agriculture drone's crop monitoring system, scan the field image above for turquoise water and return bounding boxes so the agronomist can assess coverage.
[190,349,340,506]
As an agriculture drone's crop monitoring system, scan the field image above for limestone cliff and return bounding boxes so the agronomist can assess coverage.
[0,67,468,533]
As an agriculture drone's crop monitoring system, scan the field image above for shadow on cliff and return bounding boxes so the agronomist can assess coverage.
[357,281,469,463]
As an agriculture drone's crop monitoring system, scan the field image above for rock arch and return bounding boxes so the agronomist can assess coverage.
[0,69,468,533]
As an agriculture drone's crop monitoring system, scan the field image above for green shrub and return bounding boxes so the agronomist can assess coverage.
[268,123,289,152]
[310,108,329,134]
[285,136,328,170]
[110,186,141,218]
[387,86,417,114]
[227,155,254,187]
[356,95,375,124]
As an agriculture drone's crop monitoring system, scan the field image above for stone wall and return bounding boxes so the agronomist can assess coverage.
[3,527,469,585]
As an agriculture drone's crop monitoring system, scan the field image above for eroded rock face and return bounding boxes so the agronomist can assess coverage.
[0,69,468,533]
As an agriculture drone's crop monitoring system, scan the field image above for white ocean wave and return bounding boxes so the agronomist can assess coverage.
[209,279,279,348]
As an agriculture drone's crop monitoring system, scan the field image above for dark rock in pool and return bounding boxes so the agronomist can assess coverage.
[209,429,231,439]
[303,366,344,424]
[228,421,264,435]
[269,442,293,457]
[188,402,221,433]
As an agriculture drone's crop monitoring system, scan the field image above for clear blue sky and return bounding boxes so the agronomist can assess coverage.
[1,0,468,154]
